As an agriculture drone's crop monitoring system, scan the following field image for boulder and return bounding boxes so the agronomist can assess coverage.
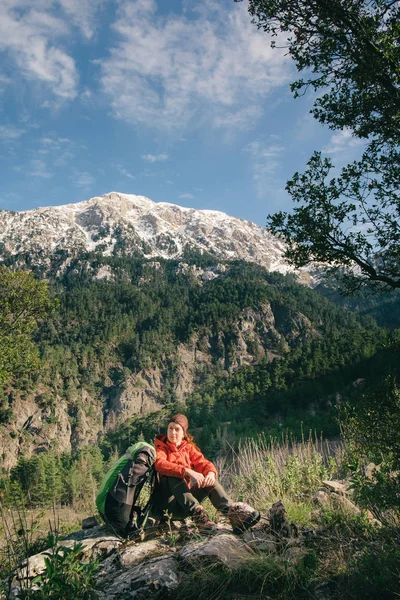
[242,530,277,553]
[6,503,309,600]
[97,552,121,580]
[179,533,251,570]
[97,556,179,600]
[364,463,380,480]
[119,540,162,568]
[64,524,111,541]
[330,493,360,514]
[268,501,292,537]
[322,480,352,496]
[313,490,330,505]
[15,533,123,582]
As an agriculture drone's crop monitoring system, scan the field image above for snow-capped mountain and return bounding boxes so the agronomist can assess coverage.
[0,192,306,277]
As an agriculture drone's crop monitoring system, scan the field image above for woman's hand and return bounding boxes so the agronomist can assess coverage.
[203,472,216,487]
[185,468,205,487]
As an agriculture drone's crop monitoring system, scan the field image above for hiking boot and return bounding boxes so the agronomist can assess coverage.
[228,502,260,534]
[191,505,216,532]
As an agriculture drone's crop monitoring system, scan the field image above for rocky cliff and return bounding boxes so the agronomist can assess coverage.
[1,296,311,470]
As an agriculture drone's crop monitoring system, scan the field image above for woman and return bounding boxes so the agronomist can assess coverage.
[152,413,260,533]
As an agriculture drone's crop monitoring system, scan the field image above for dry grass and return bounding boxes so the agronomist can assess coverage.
[0,505,88,558]
[214,432,345,519]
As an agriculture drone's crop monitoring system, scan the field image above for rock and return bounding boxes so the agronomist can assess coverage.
[16,532,123,581]
[365,463,380,480]
[63,524,111,541]
[119,540,161,567]
[352,378,365,388]
[86,538,125,561]
[242,530,277,553]
[313,490,330,505]
[285,546,308,563]
[97,552,121,580]
[97,556,179,600]
[82,516,99,529]
[179,533,251,570]
[330,493,360,514]
[322,480,352,495]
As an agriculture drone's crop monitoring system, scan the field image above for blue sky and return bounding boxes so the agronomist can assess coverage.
[0,0,364,226]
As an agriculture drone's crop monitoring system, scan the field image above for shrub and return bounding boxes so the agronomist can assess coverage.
[339,375,400,520]
[16,531,99,599]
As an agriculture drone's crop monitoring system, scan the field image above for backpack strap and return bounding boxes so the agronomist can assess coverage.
[126,466,157,535]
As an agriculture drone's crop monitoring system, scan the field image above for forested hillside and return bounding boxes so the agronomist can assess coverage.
[0,253,395,482]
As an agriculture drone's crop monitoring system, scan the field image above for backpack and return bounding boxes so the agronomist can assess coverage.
[96,441,157,537]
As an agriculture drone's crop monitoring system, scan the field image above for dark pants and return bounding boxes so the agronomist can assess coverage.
[151,476,231,520]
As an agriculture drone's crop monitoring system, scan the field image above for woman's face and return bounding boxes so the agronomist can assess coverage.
[167,421,184,447]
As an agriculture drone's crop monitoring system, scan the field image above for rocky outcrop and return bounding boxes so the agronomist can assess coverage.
[103,342,214,427]
[6,501,313,600]
[312,479,380,524]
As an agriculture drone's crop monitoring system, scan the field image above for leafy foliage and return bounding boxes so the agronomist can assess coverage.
[17,532,99,600]
[268,147,400,292]
[5,447,105,509]
[244,0,400,141]
[241,0,400,291]
[0,267,55,386]
[340,374,400,516]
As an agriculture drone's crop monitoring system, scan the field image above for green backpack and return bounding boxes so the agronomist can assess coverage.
[96,441,156,537]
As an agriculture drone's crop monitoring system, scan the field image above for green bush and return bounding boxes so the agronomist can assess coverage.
[16,532,99,600]
[340,375,400,518]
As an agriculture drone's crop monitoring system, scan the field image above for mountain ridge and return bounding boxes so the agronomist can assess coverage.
[0,192,313,281]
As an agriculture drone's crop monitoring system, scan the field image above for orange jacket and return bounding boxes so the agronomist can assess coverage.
[154,434,217,489]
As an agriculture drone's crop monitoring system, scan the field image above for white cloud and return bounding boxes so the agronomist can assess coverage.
[38,136,75,166]
[322,128,365,155]
[81,88,93,102]
[246,141,285,161]
[245,139,285,175]
[0,1,105,103]
[99,0,293,131]
[0,2,77,100]
[73,170,95,188]
[213,106,263,131]
[179,193,194,199]
[0,125,26,141]
[42,135,70,144]
[0,73,11,92]
[58,0,107,40]
[116,164,136,179]
[141,153,169,163]
[29,159,53,178]
[244,138,286,198]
